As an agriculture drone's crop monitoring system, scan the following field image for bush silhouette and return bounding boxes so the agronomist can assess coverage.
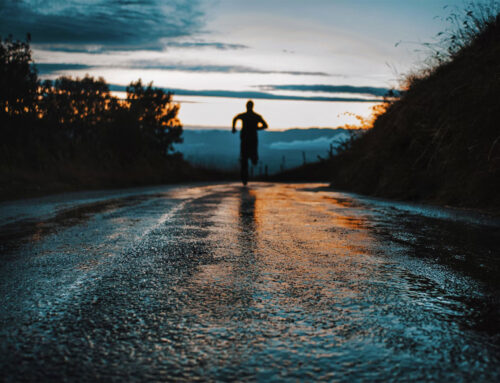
[0,35,191,197]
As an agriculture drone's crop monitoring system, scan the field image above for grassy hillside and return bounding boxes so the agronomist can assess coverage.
[280,11,500,211]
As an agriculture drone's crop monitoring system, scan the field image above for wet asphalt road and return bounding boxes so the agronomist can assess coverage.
[0,183,499,382]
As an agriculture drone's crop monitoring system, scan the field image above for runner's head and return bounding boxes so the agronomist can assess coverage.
[246,100,254,112]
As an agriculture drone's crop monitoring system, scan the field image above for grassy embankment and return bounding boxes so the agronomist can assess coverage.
[276,9,500,212]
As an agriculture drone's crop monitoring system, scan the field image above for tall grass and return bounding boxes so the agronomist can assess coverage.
[438,1,500,59]
[325,2,500,209]
[403,1,500,88]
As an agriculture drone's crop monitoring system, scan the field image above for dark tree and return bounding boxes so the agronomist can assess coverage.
[0,35,38,119]
[126,80,183,157]
[40,76,114,141]
[0,36,185,191]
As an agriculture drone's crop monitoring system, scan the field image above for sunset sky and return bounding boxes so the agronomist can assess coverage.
[1,0,467,129]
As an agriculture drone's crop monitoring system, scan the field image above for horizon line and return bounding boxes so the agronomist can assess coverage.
[182,125,366,132]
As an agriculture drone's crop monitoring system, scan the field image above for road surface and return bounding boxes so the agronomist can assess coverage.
[1,183,499,381]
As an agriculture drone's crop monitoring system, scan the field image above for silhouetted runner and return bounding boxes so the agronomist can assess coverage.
[232,100,268,185]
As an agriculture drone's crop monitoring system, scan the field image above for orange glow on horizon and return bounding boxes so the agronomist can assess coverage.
[340,103,388,130]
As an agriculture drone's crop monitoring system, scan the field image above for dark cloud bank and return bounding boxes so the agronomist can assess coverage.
[0,0,204,50]
[36,63,94,74]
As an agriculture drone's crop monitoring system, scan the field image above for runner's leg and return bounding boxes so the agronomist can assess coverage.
[240,156,248,185]
[251,154,258,166]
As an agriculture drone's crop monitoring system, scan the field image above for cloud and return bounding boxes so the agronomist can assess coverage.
[107,84,383,103]
[126,63,329,76]
[35,40,250,54]
[34,63,382,102]
[35,63,94,74]
[35,61,330,76]
[167,89,380,102]
[260,84,398,97]
[269,134,350,150]
[0,0,204,51]
[164,41,249,50]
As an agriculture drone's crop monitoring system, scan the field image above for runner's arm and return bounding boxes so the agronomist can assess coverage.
[258,115,268,130]
[232,114,241,133]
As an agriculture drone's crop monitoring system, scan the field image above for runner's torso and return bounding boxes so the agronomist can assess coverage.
[237,111,263,138]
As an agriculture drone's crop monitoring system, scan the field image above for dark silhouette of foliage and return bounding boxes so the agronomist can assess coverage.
[126,80,182,157]
[0,36,195,199]
[0,35,38,119]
